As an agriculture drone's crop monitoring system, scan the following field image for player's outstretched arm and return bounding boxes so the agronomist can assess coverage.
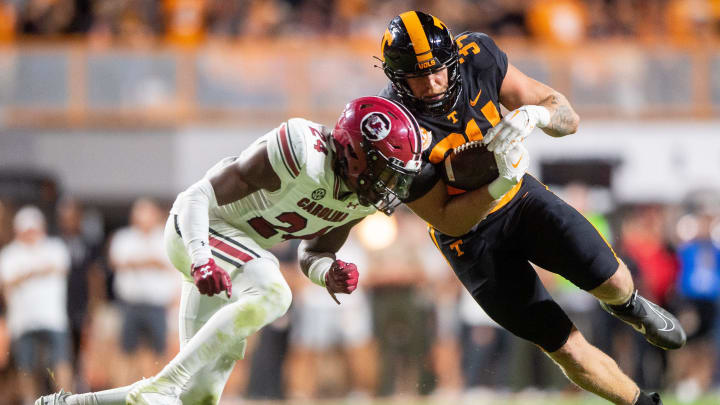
[176,142,281,297]
[298,219,362,304]
[499,63,580,138]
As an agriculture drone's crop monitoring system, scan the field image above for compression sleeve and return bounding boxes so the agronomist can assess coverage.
[176,178,217,266]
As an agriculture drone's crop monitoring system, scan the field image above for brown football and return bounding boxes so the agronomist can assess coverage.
[440,141,499,190]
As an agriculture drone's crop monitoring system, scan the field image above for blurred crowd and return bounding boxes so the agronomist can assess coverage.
[0,0,719,45]
[0,183,719,405]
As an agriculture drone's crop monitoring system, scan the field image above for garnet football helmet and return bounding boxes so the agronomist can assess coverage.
[332,96,422,215]
[381,11,461,116]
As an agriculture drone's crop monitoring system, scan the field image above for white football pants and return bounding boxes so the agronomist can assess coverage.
[162,215,292,404]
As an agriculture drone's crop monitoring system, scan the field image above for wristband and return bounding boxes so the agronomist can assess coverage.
[307,257,334,287]
[487,176,516,200]
[188,243,211,268]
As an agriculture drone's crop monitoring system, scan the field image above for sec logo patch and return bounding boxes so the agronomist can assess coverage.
[311,188,326,200]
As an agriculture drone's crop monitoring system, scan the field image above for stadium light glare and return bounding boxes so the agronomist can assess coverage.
[356,212,398,251]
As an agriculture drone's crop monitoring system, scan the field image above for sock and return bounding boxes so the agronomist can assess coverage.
[608,290,638,313]
[66,385,135,405]
[634,391,662,405]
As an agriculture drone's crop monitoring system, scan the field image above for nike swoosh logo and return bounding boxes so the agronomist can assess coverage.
[640,296,675,332]
[469,89,482,106]
[511,155,523,168]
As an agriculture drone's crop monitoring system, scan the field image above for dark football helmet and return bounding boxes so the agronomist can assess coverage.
[381,11,461,116]
[332,96,422,215]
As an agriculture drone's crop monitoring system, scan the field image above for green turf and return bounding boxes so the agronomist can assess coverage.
[238,393,720,405]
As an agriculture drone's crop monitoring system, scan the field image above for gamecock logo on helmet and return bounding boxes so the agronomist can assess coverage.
[360,112,392,141]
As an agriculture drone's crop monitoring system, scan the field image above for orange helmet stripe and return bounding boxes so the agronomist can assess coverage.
[399,11,433,63]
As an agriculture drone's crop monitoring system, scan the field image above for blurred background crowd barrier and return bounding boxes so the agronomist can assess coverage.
[1,0,720,404]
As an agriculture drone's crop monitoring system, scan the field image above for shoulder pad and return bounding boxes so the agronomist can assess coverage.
[454,31,506,70]
[267,119,309,181]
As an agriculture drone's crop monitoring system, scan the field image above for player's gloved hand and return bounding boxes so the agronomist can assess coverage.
[488,143,530,199]
[191,258,232,298]
[325,259,359,305]
[482,105,550,153]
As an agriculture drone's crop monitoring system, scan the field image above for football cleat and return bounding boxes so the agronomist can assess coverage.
[601,290,686,350]
[35,389,71,405]
[126,376,182,405]
[635,391,663,405]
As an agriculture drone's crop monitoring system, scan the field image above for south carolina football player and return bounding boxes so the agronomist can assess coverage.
[35,96,422,405]
[379,11,685,405]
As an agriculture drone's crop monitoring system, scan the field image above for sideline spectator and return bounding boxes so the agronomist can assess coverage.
[18,0,76,35]
[620,205,679,389]
[672,210,720,401]
[363,209,435,397]
[245,240,300,400]
[426,257,463,399]
[0,1,17,42]
[89,0,159,46]
[527,0,588,45]
[286,234,376,400]
[162,0,207,45]
[108,198,178,385]
[0,206,72,404]
[458,289,511,392]
[56,197,100,392]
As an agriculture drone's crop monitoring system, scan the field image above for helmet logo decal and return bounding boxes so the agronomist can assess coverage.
[417,59,436,70]
[360,112,392,141]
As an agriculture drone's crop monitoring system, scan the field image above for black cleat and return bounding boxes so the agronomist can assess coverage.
[601,290,686,350]
[634,391,663,405]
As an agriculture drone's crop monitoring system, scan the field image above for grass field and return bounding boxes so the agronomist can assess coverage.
[234,392,720,405]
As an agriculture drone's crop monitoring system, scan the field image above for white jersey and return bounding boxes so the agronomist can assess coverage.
[171,118,376,250]
[109,226,178,306]
[0,238,70,338]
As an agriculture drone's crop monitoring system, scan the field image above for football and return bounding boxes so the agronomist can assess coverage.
[440,141,499,190]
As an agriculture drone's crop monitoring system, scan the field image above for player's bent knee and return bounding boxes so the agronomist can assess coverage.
[262,279,292,319]
[247,259,292,318]
[547,328,588,367]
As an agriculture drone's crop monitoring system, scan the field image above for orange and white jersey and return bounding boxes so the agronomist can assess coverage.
[173,118,375,251]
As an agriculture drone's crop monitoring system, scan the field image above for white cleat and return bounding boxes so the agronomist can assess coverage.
[126,377,182,405]
[35,389,71,405]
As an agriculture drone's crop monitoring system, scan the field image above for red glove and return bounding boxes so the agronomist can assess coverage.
[325,259,359,305]
[191,258,232,298]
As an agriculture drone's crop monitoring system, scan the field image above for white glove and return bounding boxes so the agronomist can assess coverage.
[487,143,530,199]
[483,105,550,154]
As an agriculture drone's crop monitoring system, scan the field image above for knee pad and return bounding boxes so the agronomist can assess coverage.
[261,279,292,320]
[239,258,293,320]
